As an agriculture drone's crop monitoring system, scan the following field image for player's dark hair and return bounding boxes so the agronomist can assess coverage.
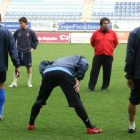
[100,17,110,26]
[19,17,28,25]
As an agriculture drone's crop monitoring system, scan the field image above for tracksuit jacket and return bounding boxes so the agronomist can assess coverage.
[39,55,88,80]
[13,28,39,53]
[0,25,20,71]
[125,27,140,79]
[90,28,118,56]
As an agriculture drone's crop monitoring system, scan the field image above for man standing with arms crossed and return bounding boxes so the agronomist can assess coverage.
[9,17,39,88]
[0,13,20,120]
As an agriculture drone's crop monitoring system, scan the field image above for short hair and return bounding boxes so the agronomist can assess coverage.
[19,17,28,24]
[100,17,110,26]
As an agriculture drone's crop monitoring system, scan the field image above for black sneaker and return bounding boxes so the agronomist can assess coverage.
[87,88,94,92]
[128,128,135,133]
[101,88,108,91]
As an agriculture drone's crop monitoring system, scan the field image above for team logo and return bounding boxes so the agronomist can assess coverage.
[59,35,69,40]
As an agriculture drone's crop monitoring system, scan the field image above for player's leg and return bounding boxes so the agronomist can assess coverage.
[74,105,102,134]
[0,84,5,120]
[101,56,113,90]
[88,56,102,91]
[9,52,22,88]
[28,72,55,130]
[9,73,18,87]
[28,103,42,130]
[59,72,102,134]
[128,79,140,133]
[27,66,32,87]
[24,52,33,87]
[128,103,136,133]
[0,72,6,120]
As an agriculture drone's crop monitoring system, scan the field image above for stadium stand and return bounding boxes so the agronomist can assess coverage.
[1,0,140,23]
[91,0,140,21]
[3,0,85,22]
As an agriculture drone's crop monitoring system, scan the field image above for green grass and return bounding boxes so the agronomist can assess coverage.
[0,43,140,140]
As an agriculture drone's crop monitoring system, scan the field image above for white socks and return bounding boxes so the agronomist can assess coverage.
[10,73,32,87]
[12,73,17,85]
[129,121,136,129]
[27,73,32,84]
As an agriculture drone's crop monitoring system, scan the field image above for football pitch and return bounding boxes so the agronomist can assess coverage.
[1,43,140,140]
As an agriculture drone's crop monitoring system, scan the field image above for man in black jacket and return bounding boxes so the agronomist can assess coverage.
[0,13,20,120]
[125,27,140,133]
[27,55,102,134]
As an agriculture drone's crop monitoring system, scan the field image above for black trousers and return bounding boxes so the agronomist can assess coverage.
[36,70,82,107]
[88,55,113,90]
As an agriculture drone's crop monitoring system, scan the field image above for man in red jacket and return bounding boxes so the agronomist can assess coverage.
[88,17,118,91]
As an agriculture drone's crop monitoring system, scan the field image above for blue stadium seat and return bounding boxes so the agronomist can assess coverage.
[114,8,118,14]
[77,12,82,16]
[105,12,109,16]
[122,12,126,16]
[135,2,139,5]
[135,5,139,9]
[118,5,122,9]
[123,2,127,5]
[135,9,140,13]
[100,12,105,17]
[122,5,126,9]
[109,12,113,16]
[126,5,131,9]
[92,12,96,16]
[5,12,9,16]
[118,2,122,5]
[126,12,131,17]
[115,2,118,5]
[115,5,118,9]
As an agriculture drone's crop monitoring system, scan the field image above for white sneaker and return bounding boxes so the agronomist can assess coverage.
[28,83,33,87]
[9,83,17,88]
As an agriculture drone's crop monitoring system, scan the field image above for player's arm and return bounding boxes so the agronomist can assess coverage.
[124,31,136,80]
[113,31,119,48]
[13,30,17,43]
[31,30,39,49]
[127,79,134,90]
[90,32,96,48]
[8,31,20,77]
[74,80,80,93]
[76,57,88,80]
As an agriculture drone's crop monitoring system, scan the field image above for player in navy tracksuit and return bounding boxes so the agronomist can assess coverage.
[9,17,39,88]
[0,13,20,120]
[27,55,102,134]
[125,27,140,133]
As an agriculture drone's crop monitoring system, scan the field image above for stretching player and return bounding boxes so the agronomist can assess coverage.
[27,55,102,134]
